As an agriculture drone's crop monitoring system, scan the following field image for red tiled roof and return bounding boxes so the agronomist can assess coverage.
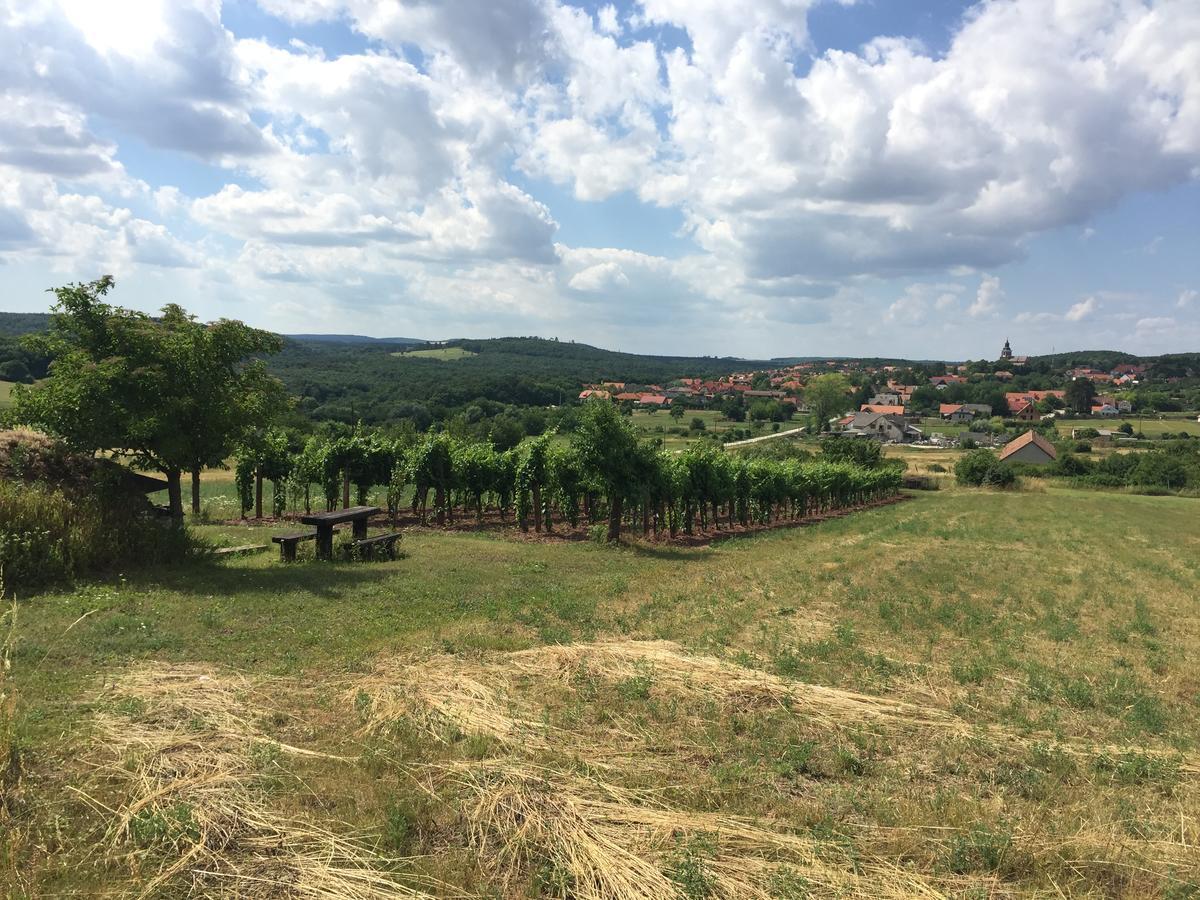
[939,403,965,415]
[639,394,670,406]
[860,404,905,415]
[998,429,1058,462]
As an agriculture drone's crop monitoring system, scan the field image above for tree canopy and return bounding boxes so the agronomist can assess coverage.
[15,277,286,515]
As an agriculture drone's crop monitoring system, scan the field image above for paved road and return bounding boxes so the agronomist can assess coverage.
[723,426,807,448]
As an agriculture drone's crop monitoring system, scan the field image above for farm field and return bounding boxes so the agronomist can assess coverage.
[630,408,785,450]
[1054,415,1200,437]
[390,346,479,360]
[4,484,1199,897]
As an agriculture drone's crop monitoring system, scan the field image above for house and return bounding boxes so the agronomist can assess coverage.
[846,411,922,443]
[929,375,966,388]
[1011,399,1039,420]
[860,404,906,416]
[994,370,1014,381]
[939,403,973,423]
[1091,404,1119,416]
[578,389,611,401]
[614,392,641,403]
[940,403,992,422]
[869,392,902,406]
[638,394,670,408]
[998,430,1058,464]
[1005,391,1065,415]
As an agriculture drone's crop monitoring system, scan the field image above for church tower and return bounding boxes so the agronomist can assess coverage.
[1000,338,1013,361]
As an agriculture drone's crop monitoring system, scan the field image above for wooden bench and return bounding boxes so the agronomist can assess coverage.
[343,531,403,561]
[271,531,319,561]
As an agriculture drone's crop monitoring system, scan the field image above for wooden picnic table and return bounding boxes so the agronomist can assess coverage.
[300,505,381,560]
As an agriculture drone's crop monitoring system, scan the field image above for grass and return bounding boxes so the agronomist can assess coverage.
[390,346,478,360]
[1055,415,1200,437]
[3,483,1200,896]
[631,408,784,450]
[0,380,16,408]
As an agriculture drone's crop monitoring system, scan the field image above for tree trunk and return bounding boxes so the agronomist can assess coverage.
[607,495,623,542]
[435,486,445,525]
[191,466,202,516]
[165,467,184,519]
[532,484,542,532]
[255,470,263,519]
[342,470,351,509]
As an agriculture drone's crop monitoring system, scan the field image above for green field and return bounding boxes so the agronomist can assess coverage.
[1055,414,1200,437]
[4,482,1199,896]
[390,346,478,360]
[631,407,786,450]
[0,380,15,408]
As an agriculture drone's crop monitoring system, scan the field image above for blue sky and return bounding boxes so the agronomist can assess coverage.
[0,0,1196,359]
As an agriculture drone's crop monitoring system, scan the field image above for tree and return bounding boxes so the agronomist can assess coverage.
[804,374,852,432]
[16,277,285,517]
[1065,378,1096,415]
[572,399,643,542]
[670,399,686,421]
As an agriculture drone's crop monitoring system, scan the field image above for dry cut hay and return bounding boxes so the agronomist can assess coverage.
[442,759,950,900]
[366,641,1200,776]
[93,664,435,899]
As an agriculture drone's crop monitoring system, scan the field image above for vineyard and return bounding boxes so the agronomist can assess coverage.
[235,401,903,542]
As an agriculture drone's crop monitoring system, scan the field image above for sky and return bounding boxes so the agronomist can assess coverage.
[0,0,1197,359]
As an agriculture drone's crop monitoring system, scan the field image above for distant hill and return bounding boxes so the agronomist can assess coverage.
[265,336,769,425]
[285,333,425,346]
[0,312,51,337]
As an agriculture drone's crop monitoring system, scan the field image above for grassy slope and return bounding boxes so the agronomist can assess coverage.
[0,380,13,408]
[391,346,478,360]
[4,485,1199,895]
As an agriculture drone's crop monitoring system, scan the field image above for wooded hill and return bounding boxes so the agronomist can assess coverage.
[271,336,766,424]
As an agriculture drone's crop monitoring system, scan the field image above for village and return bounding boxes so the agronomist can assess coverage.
[573,339,1192,469]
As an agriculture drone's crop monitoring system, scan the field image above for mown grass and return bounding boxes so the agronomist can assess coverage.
[1055,414,1200,437]
[0,380,15,409]
[2,484,1199,896]
[390,346,478,360]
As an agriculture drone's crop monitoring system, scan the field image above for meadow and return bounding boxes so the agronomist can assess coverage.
[3,478,1198,898]
[391,346,479,360]
[0,380,15,409]
[1054,414,1200,438]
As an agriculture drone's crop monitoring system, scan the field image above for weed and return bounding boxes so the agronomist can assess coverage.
[945,824,1013,875]
[666,834,717,899]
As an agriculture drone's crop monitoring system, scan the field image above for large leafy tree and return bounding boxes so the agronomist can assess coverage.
[803,373,853,432]
[16,276,285,516]
[1064,378,1097,415]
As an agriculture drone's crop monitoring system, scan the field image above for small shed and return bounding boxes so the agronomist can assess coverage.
[998,430,1057,465]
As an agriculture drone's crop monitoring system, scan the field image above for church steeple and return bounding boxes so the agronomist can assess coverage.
[1000,338,1013,360]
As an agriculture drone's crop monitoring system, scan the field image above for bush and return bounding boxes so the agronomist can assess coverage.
[1,478,191,596]
[1073,441,1092,453]
[955,449,1017,488]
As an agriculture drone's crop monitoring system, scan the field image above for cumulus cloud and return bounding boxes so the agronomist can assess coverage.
[1179,289,1198,308]
[1,0,1198,354]
[968,275,1003,318]
[1065,296,1098,322]
[569,261,630,292]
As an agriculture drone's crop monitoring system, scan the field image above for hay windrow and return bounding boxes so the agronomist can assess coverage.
[439,760,950,900]
[93,665,436,899]
[356,641,1200,775]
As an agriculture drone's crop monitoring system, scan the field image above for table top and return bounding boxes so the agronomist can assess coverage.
[300,505,381,526]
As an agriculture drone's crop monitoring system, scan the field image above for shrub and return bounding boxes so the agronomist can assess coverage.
[1,478,191,596]
[955,449,1017,488]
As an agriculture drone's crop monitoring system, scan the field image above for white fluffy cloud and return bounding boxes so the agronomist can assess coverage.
[1065,296,1099,322]
[0,0,1197,354]
[969,275,1003,318]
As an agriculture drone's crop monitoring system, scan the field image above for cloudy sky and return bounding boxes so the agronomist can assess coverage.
[1,0,1197,358]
